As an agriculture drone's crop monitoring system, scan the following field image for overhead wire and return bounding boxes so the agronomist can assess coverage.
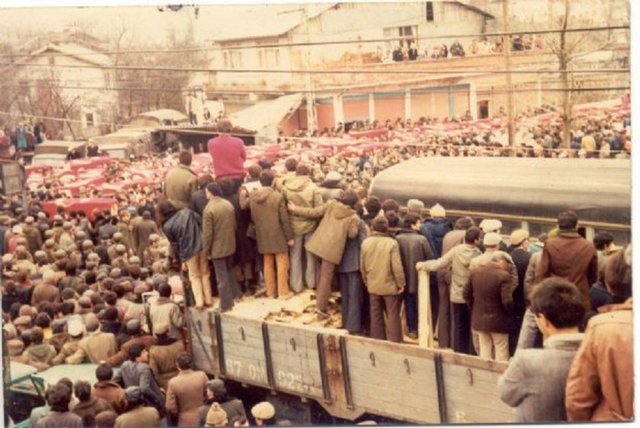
[0,24,629,59]
[0,60,630,75]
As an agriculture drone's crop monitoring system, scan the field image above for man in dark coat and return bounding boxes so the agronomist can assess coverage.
[105,319,156,367]
[132,211,158,259]
[396,214,434,339]
[197,379,247,426]
[23,216,43,255]
[337,214,367,334]
[159,200,210,309]
[464,252,513,361]
[249,170,294,299]
[188,174,214,216]
[535,210,598,310]
[508,229,532,354]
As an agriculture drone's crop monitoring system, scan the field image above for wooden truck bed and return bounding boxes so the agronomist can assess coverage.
[188,291,516,424]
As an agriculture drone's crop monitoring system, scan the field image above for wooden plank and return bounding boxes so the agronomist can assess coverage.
[344,334,440,359]
[441,361,516,423]
[349,378,440,423]
[439,350,509,373]
[267,324,324,398]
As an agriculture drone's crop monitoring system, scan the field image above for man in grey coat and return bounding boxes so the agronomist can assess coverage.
[114,343,166,419]
[498,277,585,422]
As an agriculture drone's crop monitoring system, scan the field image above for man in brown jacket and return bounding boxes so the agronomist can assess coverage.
[360,217,405,342]
[203,182,242,311]
[31,270,60,306]
[249,170,294,299]
[535,210,598,310]
[165,151,197,210]
[148,323,184,390]
[165,352,209,427]
[67,314,118,364]
[464,253,514,361]
[288,189,360,319]
[565,246,633,421]
[92,364,127,414]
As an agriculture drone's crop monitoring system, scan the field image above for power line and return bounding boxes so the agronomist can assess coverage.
[0,60,630,75]
[0,24,628,59]
[0,82,629,96]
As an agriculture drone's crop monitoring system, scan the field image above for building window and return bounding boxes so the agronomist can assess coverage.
[384,25,418,52]
[85,112,95,127]
[48,55,55,65]
[259,48,280,68]
[426,2,434,22]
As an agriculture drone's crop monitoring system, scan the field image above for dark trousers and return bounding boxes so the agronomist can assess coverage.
[369,294,402,342]
[452,302,472,354]
[338,272,363,334]
[404,291,418,334]
[212,256,242,311]
[429,272,439,328]
[436,272,451,348]
[316,259,336,313]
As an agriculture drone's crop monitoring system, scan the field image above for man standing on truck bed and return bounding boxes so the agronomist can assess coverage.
[207,118,246,191]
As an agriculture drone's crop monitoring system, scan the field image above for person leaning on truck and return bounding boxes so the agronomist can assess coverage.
[417,226,482,355]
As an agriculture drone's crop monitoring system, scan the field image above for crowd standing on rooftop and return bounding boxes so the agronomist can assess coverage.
[0,100,633,427]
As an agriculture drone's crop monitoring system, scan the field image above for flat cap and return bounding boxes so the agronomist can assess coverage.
[251,401,275,420]
[479,218,502,233]
[509,229,530,247]
[483,232,502,247]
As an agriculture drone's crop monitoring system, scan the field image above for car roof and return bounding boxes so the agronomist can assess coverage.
[10,361,38,383]
[33,363,101,386]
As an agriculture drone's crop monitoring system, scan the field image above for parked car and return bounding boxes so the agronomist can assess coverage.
[89,129,151,159]
[7,362,104,428]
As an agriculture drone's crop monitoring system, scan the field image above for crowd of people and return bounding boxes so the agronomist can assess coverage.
[0,109,633,427]
[382,33,544,63]
[284,101,631,162]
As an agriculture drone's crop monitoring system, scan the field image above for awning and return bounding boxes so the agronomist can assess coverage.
[229,93,304,137]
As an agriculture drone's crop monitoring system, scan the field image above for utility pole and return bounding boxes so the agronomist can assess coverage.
[279,6,317,133]
[503,0,515,148]
[303,7,317,134]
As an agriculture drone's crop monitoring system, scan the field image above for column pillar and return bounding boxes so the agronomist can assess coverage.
[404,89,411,121]
[368,93,375,123]
[468,82,477,120]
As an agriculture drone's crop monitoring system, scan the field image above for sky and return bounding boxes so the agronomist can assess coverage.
[0,2,306,46]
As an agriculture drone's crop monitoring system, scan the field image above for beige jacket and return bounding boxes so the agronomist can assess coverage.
[360,232,406,295]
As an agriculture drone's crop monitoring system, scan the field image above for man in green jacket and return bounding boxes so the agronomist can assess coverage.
[360,216,405,342]
[165,151,197,209]
[202,183,242,312]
